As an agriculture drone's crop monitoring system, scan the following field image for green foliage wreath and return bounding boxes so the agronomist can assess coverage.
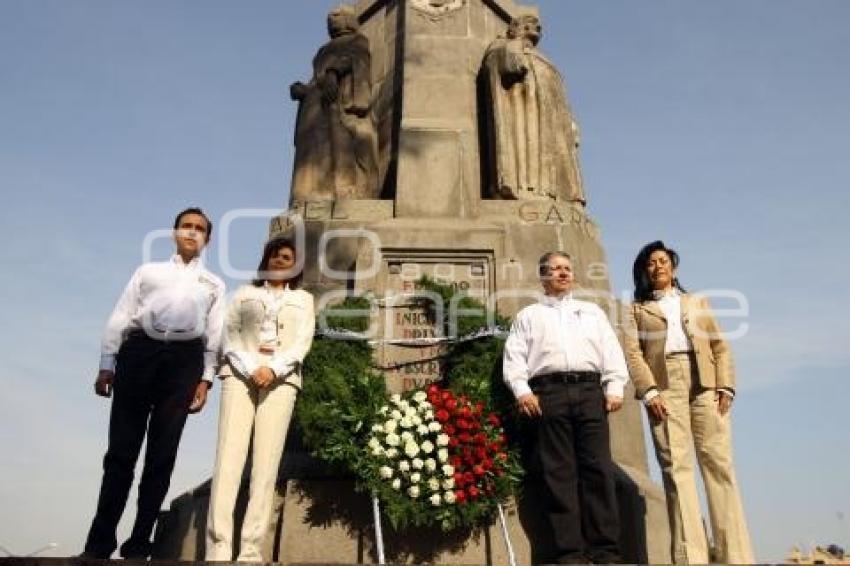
[296,283,523,531]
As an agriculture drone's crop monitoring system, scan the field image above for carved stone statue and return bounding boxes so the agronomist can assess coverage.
[290,5,379,201]
[482,13,585,203]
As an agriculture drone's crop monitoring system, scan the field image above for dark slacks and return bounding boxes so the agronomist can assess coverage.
[529,379,621,564]
[84,332,203,558]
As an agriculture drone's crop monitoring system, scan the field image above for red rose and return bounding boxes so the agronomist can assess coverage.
[489,441,502,452]
[473,464,485,477]
[436,409,450,423]
[454,472,465,486]
[448,437,460,448]
[496,452,508,462]
[444,398,457,411]
[467,486,480,499]
[441,390,452,401]
[427,384,440,395]
[444,424,456,435]
[474,432,487,445]
[456,419,469,430]
[475,447,487,460]
[487,413,501,427]
[450,456,462,468]
[455,489,467,504]
[463,472,475,485]
[458,432,472,444]
[482,458,493,471]
[460,406,472,419]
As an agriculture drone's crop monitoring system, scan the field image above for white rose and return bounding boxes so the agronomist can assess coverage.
[371,424,384,434]
[429,422,442,433]
[390,393,402,405]
[442,464,455,477]
[412,458,424,470]
[442,478,455,490]
[391,409,402,420]
[399,416,414,429]
[417,424,429,435]
[410,472,421,484]
[411,415,423,426]
[404,441,420,458]
[379,466,393,479]
[400,431,413,443]
[386,433,400,447]
[371,446,384,457]
[399,460,411,472]
[368,437,381,450]
[437,448,448,463]
[378,405,389,416]
[420,440,434,454]
[384,419,397,433]
[386,448,399,458]
[425,458,437,471]
[424,410,434,420]
[429,493,442,506]
[428,478,441,492]
[413,391,428,403]
[405,406,417,418]
[391,478,401,490]
[436,433,450,446]
[408,485,420,498]
[444,491,456,504]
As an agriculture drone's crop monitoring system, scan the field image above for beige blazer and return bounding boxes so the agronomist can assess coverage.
[219,284,315,390]
[623,293,734,398]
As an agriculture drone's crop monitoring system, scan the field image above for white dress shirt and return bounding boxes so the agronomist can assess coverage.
[99,254,226,382]
[654,289,693,354]
[503,293,629,399]
[225,283,298,379]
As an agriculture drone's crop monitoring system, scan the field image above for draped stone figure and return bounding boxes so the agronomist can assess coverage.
[482,14,585,203]
[289,5,379,201]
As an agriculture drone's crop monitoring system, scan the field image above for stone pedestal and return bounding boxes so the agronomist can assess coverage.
[153,0,672,562]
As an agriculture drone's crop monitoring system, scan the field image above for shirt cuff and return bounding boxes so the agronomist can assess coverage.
[642,388,660,405]
[227,351,259,378]
[603,380,624,398]
[269,354,296,379]
[99,354,116,373]
[202,351,218,383]
[508,379,533,400]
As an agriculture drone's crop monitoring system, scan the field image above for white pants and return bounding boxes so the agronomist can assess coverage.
[205,374,297,562]
[651,353,754,564]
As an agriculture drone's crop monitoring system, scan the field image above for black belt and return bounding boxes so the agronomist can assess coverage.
[127,329,202,344]
[529,371,601,388]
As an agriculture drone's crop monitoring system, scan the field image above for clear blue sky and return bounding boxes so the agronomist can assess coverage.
[1,0,848,560]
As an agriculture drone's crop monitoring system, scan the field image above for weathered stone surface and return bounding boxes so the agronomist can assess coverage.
[154,1,672,563]
[289,5,379,202]
[481,12,585,203]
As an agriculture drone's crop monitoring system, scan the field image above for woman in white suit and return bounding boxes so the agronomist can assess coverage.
[206,237,315,562]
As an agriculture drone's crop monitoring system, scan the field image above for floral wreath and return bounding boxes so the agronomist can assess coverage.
[296,280,523,531]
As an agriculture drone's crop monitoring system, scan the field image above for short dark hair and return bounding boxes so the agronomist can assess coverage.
[252,236,303,289]
[538,251,571,277]
[173,207,212,240]
[632,240,686,302]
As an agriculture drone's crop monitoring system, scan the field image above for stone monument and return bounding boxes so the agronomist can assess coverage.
[153,1,670,563]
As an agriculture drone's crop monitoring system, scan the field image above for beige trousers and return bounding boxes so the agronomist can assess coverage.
[205,373,297,562]
[650,353,754,564]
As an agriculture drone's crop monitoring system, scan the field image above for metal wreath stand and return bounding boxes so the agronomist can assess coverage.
[370,495,517,566]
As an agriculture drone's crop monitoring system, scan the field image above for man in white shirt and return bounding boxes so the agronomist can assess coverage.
[82,207,225,560]
[503,251,628,564]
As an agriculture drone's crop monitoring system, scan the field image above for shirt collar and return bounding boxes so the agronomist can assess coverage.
[652,288,680,301]
[170,254,202,270]
[263,281,290,292]
[540,292,574,307]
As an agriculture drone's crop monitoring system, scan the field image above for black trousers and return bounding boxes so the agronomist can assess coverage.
[529,379,621,564]
[84,332,203,558]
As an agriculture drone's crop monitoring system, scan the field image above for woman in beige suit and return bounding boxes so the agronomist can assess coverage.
[624,241,753,564]
[206,237,315,562]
